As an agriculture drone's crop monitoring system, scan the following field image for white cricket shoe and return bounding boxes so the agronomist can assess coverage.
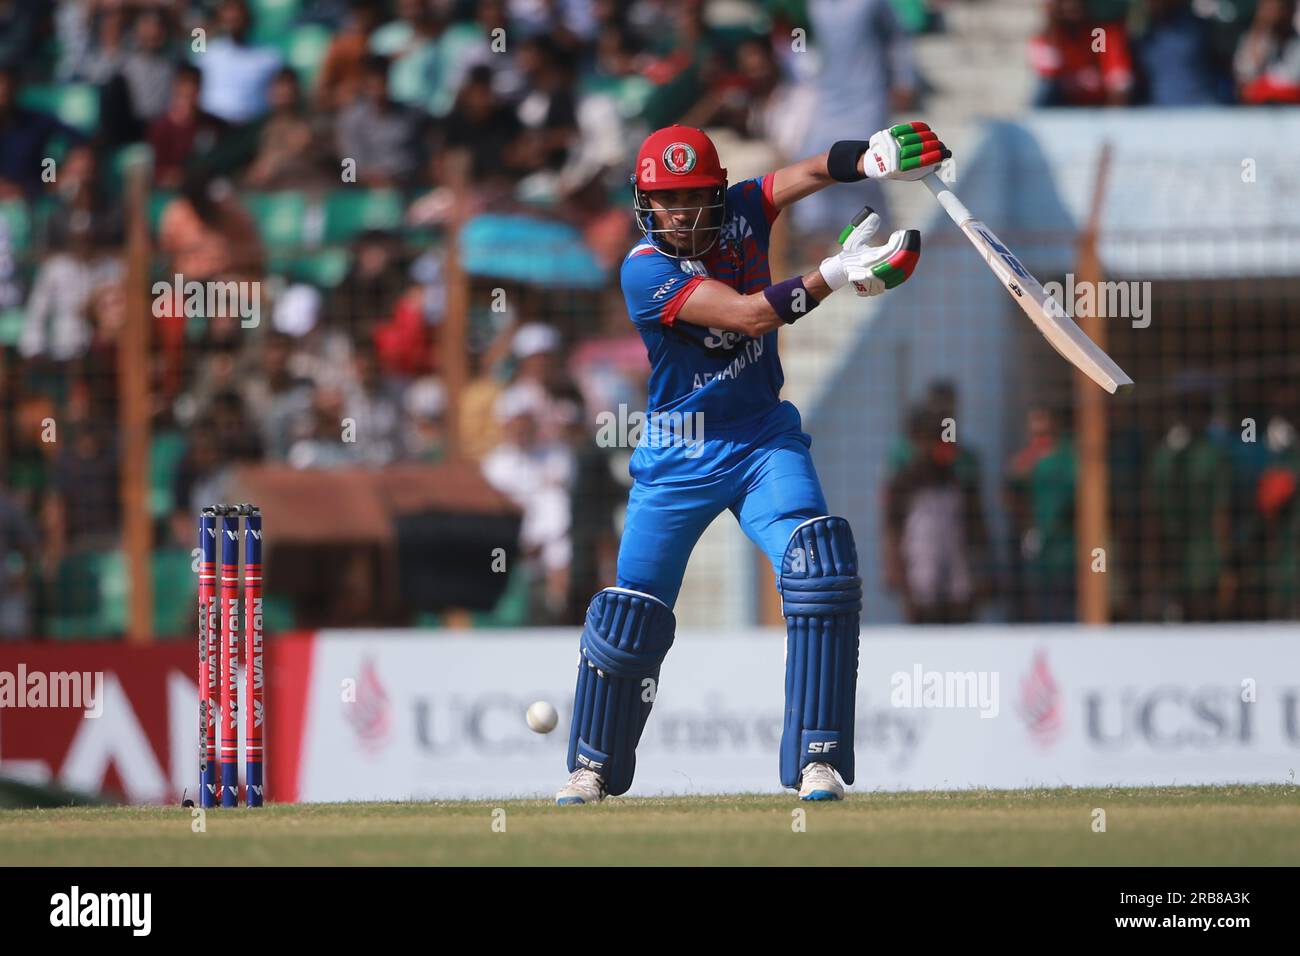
[798,762,845,801]
[555,768,607,806]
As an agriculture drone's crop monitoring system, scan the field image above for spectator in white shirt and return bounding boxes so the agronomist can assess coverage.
[193,0,283,124]
[482,383,576,619]
[20,212,122,362]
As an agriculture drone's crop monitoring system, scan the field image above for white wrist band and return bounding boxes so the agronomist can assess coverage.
[819,255,847,292]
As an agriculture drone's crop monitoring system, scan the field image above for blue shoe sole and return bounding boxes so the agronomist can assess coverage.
[556,796,586,806]
[800,790,841,801]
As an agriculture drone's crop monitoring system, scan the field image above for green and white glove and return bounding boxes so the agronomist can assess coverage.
[819,206,922,297]
[862,121,951,182]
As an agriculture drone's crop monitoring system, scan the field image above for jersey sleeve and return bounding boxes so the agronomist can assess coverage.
[726,174,779,256]
[730,174,779,227]
[620,246,705,329]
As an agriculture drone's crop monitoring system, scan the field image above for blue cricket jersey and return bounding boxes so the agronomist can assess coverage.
[613,173,827,603]
[620,174,790,441]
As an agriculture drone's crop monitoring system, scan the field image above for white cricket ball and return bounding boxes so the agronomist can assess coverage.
[526,700,558,734]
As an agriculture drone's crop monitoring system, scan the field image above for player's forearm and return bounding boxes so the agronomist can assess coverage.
[676,267,832,338]
[679,275,817,337]
[771,146,874,210]
[801,267,832,301]
[770,153,835,209]
[731,287,796,337]
[743,271,831,335]
[750,268,837,332]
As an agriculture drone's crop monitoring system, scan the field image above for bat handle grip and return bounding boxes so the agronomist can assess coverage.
[922,171,947,197]
[922,171,973,227]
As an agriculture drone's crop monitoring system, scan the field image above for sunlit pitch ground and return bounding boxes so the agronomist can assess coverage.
[1,786,1297,866]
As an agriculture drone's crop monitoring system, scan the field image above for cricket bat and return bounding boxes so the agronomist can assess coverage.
[922,172,1134,394]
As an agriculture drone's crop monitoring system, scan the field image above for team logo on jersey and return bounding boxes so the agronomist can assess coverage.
[663,143,697,175]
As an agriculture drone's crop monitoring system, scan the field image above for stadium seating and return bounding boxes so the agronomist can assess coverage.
[459,215,606,287]
[49,551,126,640]
[413,562,532,628]
[149,431,186,519]
[0,309,21,346]
[148,191,177,234]
[249,0,303,46]
[322,189,405,244]
[19,84,99,134]
[47,544,295,639]
[283,24,333,88]
[0,200,30,255]
[245,191,308,249]
[288,247,351,288]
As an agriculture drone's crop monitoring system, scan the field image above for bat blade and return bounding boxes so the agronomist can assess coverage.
[924,175,1134,394]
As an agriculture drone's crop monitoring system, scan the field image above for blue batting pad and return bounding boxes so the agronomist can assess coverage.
[568,588,676,796]
[779,516,862,787]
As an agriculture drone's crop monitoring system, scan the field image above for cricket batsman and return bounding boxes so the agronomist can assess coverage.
[557,122,951,804]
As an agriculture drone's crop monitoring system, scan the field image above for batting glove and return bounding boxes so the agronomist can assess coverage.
[862,121,951,182]
[819,206,922,297]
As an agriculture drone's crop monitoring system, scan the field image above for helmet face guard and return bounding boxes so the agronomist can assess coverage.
[632,180,726,260]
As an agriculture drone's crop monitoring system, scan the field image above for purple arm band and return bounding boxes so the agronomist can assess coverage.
[762,275,819,325]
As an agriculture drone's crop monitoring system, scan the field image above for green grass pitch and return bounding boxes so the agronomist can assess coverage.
[2,786,1297,866]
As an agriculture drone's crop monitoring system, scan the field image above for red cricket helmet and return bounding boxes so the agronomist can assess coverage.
[631,125,728,258]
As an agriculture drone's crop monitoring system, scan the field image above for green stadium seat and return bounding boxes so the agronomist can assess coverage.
[284,23,333,88]
[28,195,60,252]
[410,566,531,629]
[0,200,31,255]
[322,189,404,244]
[19,84,100,134]
[149,430,187,518]
[108,143,154,192]
[290,247,350,287]
[152,547,198,637]
[97,552,128,635]
[149,191,177,234]
[708,24,766,54]
[471,564,531,628]
[1087,0,1134,18]
[888,0,931,33]
[262,593,295,633]
[49,550,127,639]
[245,190,307,248]
[0,307,25,347]
[582,73,654,122]
[51,553,99,622]
[51,547,274,639]
[249,0,303,45]
[49,547,258,639]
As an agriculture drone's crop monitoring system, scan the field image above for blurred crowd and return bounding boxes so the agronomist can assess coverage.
[3,0,861,636]
[885,377,1300,625]
[1031,0,1300,105]
[0,0,1295,638]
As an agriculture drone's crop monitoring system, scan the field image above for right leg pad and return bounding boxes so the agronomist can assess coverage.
[568,587,676,796]
[779,515,862,787]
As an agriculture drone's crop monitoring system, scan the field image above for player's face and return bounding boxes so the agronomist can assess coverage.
[648,187,717,251]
